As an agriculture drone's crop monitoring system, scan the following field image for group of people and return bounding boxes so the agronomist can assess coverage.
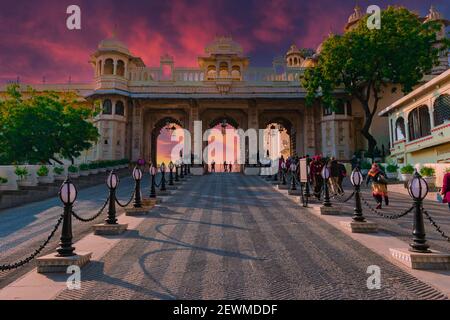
[210,160,233,173]
[279,154,392,210]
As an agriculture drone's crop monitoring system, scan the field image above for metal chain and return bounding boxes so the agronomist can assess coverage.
[331,191,355,203]
[423,209,450,242]
[0,214,64,272]
[360,194,414,220]
[115,189,135,208]
[71,196,109,222]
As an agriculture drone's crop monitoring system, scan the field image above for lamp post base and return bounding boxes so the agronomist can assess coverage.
[320,206,341,215]
[390,248,450,270]
[36,252,92,273]
[93,223,128,235]
[340,221,378,233]
[125,207,149,216]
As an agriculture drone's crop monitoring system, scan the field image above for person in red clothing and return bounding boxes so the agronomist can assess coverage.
[310,155,324,200]
[441,168,450,211]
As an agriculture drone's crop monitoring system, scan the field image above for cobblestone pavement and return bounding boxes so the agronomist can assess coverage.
[0,171,156,289]
[56,174,446,300]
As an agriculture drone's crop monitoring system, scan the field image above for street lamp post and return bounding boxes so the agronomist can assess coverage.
[303,165,311,199]
[409,171,431,253]
[290,163,297,191]
[168,161,174,186]
[57,179,77,257]
[132,167,143,208]
[160,163,167,192]
[149,166,157,198]
[180,162,185,179]
[175,162,180,182]
[350,167,364,222]
[322,166,332,207]
[106,171,119,225]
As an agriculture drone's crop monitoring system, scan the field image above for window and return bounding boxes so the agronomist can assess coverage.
[408,106,431,141]
[323,103,332,116]
[434,94,450,127]
[207,66,216,80]
[104,59,114,75]
[395,117,406,141]
[231,66,241,80]
[346,101,352,116]
[116,60,125,77]
[219,62,229,78]
[115,101,125,116]
[335,100,345,115]
[102,100,112,115]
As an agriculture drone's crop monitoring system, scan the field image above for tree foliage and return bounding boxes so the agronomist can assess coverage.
[0,85,100,164]
[302,6,449,154]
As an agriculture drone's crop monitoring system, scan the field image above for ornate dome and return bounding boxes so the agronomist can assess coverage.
[205,36,243,55]
[424,5,448,25]
[301,58,317,68]
[98,36,130,55]
[286,44,301,56]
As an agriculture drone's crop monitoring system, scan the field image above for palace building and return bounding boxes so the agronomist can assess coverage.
[1,6,448,166]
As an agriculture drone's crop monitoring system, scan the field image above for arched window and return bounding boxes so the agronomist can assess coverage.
[98,60,102,75]
[289,58,293,66]
[294,57,298,65]
[395,117,406,141]
[102,100,112,115]
[433,94,450,127]
[231,66,241,80]
[115,101,125,116]
[104,59,114,75]
[408,106,431,141]
[219,62,229,78]
[116,60,125,77]
[207,66,216,80]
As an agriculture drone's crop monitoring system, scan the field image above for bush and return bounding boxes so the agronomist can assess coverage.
[88,162,98,170]
[386,163,399,173]
[14,166,28,180]
[79,163,90,171]
[360,161,372,170]
[400,164,414,174]
[68,165,79,173]
[54,166,64,175]
[37,165,49,177]
[420,166,435,177]
[0,177,8,184]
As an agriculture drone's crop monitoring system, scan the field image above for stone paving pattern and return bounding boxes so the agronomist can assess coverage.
[50,174,446,300]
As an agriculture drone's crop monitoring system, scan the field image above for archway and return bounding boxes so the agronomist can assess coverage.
[151,117,184,166]
[262,117,294,161]
[206,117,241,172]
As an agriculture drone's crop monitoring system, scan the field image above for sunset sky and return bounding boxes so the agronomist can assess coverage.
[1,0,449,84]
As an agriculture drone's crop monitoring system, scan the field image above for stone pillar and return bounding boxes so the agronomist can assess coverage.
[248,100,258,165]
[131,102,144,161]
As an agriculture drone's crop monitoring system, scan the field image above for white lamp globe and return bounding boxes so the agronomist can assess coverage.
[133,167,143,181]
[350,168,363,186]
[409,173,429,200]
[59,180,77,205]
[106,171,119,189]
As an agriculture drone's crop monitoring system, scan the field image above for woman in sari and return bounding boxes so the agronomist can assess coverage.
[366,163,389,209]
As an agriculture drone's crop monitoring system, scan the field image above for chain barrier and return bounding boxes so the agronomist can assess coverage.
[423,209,450,242]
[331,191,355,203]
[71,196,109,222]
[115,188,136,208]
[360,194,414,220]
[0,214,63,272]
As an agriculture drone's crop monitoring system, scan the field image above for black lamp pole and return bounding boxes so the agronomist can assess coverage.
[150,171,156,198]
[133,168,143,208]
[160,166,166,192]
[180,164,185,179]
[106,173,118,225]
[290,168,297,191]
[323,174,332,207]
[169,165,174,186]
[353,185,364,222]
[410,172,430,253]
[57,179,76,257]
[175,165,180,182]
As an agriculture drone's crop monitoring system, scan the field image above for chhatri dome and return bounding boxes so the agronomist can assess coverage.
[345,5,364,32]
[98,35,130,55]
[424,5,449,25]
[285,44,304,67]
[204,36,244,55]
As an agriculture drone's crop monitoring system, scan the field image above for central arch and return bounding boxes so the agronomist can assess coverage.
[261,116,296,159]
[151,117,184,165]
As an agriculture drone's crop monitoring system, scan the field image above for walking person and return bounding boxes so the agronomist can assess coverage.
[229,162,232,173]
[211,160,216,173]
[310,155,324,200]
[441,168,450,211]
[337,161,347,195]
[366,163,389,210]
[223,161,228,172]
[328,157,340,196]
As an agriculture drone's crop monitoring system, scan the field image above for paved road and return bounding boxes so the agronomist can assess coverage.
[0,171,157,289]
[54,174,446,300]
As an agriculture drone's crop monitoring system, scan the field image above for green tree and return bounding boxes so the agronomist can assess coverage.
[302,6,449,155]
[0,85,99,164]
